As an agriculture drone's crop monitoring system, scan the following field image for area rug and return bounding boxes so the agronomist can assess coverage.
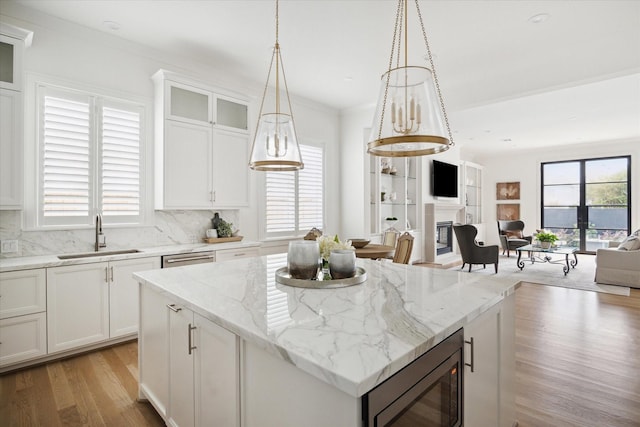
[447,253,630,296]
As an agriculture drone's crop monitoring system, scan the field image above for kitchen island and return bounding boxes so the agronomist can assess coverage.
[134,255,519,427]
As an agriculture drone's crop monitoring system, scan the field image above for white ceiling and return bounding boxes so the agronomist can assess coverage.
[5,0,640,157]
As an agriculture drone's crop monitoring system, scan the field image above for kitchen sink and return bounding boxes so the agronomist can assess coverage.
[57,249,141,260]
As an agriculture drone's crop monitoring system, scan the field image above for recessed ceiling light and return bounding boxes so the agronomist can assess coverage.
[103,20,121,31]
[344,76,353,82]
[502,138,512,142]
[528,13,550,24]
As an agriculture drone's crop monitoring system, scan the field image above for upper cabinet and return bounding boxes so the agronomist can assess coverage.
[461,161,483,225]
[0,23,32,91]
[0,23,32,210]
[153,70,249,209]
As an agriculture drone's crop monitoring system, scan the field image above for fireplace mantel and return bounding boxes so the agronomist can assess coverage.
[424,203,465,263]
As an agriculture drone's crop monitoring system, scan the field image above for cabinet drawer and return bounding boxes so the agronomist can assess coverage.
[0,312,47,367]
[216,247,259,262]
[0,269,46,319]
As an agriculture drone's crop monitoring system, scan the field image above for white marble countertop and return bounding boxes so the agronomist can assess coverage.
[133,255,519,398]
[0,241,260,272]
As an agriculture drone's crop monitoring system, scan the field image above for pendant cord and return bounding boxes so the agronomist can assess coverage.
[377,0,404,141]
[415,0,454,146]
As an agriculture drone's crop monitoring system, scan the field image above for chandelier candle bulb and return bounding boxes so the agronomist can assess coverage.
[410,97,415,120]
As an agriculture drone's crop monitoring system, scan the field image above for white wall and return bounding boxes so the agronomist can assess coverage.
[0,4,341,256]
[474,139,640,246]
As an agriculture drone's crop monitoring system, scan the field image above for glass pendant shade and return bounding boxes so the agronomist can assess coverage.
[249,0,303,172]
[249,112,302,171]
[368,66,450,157]
[368,0,454,158]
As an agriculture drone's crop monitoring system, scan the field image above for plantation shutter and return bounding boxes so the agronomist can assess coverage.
[298,145,323,231]
[101,104,141,219]
[265,170,296,233]
[264,143,324,237]
[41,93,92,224]
[38,84,144,227]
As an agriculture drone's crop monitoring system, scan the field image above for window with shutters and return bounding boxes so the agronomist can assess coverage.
[264,144,324,238]
[36,84,145,227]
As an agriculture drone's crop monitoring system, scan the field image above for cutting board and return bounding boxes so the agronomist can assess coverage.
[202,236,243,244]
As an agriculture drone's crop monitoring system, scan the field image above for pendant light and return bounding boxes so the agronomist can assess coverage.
[249,0,303,171]
[368,0,454,157]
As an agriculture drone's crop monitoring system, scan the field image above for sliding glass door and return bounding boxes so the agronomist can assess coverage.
[541,156,631,253]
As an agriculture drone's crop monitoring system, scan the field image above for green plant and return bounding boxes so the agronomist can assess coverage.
[535,231,558,243]
[216,219,233,237]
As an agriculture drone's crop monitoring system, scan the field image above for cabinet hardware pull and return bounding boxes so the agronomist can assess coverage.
[188,323,197,355]
[465,338,475,373]
[165,255,214,264]
[105,267,109,283]
[167,304,182,313]
[212,190,216,202]
[209,191,213,202]
[110,266,114,282]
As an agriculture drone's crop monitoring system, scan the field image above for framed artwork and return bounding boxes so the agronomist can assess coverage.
[497,203,520,220]
[496,182,520,200]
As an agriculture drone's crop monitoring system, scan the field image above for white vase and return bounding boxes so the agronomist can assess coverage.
[540,241,551,249]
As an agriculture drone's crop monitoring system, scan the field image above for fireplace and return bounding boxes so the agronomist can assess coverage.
[424,203,465,263]
[437,221,453,255]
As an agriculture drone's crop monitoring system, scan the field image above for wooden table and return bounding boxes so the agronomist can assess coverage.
[355,244,395,259]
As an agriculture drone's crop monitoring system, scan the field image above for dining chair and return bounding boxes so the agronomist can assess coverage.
[383,229,399,247]
[392,232,414,264]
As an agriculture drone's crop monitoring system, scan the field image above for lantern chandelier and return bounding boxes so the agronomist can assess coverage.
[368,0,454,157]
[249,0,303,171]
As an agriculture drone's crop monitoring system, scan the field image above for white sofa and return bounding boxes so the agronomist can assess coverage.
[595,241,640,288]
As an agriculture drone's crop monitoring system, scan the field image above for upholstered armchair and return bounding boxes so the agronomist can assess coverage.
[595,232,640,288]
[453,224,499,273]
[497,220,532,257]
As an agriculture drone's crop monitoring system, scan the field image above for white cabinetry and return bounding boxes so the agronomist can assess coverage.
[369,156,421,234]
[461,161,483,225]
[215,246,259,262]
[0,24,32,209]
[47,257,160,353]
[138,284,240,427]
[366,154,423,262]
[47,263,109,353]
[139,283,171,419]
[0,269,47,366]
[110,257,160,337]
[153,70,249,210]
[464,292,515,427]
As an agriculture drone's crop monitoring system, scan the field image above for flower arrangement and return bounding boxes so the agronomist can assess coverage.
[317,234,353,263]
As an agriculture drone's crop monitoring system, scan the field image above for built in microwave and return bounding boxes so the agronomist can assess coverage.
[362,328,463,426]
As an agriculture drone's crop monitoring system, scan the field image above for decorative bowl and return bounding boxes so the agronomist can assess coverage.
[350,239,370,249]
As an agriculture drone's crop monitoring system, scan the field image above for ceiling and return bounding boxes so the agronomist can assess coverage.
[4,0,640,157]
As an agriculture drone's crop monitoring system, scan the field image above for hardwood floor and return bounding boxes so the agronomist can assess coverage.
[1,282,638,427]
[515,282,640,427]
[0,342,164,427]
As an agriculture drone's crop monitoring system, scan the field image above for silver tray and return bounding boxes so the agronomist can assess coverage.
[275,266,367,289]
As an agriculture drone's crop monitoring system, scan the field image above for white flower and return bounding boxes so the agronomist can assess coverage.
[317,234,353,261]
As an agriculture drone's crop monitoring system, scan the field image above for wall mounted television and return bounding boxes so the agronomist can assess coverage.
[432,160,458,198]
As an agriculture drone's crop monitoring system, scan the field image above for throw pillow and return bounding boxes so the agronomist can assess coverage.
[617,235,640,251]
[505,230,523,239]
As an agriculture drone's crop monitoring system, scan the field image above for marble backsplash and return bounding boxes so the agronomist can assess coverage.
[0,210,240,258]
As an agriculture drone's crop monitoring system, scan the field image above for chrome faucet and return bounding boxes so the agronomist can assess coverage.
[95,214,106,251]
